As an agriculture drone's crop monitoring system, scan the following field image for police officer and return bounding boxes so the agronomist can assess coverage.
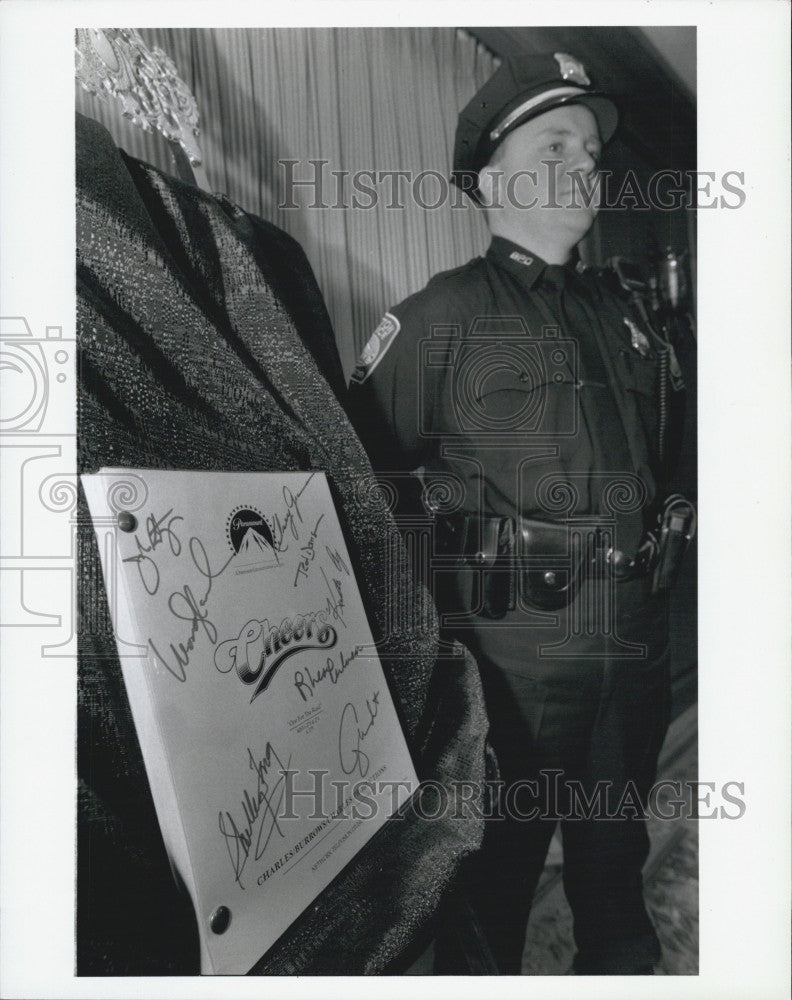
[349,53,691,975]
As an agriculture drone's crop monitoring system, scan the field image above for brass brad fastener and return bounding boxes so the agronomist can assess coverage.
[210,905,231,935]
[116,510,137,533]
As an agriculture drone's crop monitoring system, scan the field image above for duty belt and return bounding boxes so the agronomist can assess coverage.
[433,495,695,618]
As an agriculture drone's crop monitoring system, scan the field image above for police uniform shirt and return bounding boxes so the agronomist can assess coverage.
[350,236,662,557]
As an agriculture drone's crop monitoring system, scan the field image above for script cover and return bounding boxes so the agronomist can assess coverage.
[81,469,418,974]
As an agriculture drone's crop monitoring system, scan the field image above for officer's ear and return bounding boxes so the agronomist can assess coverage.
[476,162,497,207]
[477,150,506,210]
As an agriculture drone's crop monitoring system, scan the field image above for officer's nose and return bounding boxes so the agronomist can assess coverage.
[572,141,598,176]
[568,143,599,191]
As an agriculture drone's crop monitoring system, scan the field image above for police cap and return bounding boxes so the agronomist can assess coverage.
[452,52,618,197]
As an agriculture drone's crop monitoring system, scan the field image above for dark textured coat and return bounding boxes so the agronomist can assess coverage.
[76,112,488,975]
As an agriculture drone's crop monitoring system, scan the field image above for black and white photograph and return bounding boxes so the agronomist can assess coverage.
[0,3,789,998]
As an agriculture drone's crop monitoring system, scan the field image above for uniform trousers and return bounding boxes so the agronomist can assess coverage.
[435,580,671,974]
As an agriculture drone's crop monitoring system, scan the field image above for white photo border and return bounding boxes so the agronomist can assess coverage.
[0,2,789,998]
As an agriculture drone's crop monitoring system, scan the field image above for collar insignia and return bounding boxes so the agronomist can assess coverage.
[623,318,651,357]
[509,251,534,267]
[553,53,591,87]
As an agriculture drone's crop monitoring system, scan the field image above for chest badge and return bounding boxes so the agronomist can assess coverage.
[623,317,651,357]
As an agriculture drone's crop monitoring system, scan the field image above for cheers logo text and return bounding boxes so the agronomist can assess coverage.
[215,612,338,701]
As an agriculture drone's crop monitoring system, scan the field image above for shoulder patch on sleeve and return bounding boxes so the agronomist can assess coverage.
[349,312,401,384]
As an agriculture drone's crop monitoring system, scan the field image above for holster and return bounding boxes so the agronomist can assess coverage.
[651,495,697,594]
[435,514,582,617]
[434,498,696,618]
[518,518,584,611]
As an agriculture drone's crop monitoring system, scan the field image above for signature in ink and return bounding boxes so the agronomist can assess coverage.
[217,743,292,889]
[271,474,316,554]
[293,645,362,703]
[338,691,380,778]
[293,513,325,587]
[325,544,351,577]
[321,566,346,628]
[147,535,233,682]
[122,508,184,595]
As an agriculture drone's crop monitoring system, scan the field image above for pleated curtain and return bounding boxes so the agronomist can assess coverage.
[76,27,497,377]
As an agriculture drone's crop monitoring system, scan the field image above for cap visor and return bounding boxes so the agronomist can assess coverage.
[501,91,619,145]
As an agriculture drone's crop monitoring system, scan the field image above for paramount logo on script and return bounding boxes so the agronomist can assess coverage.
[237,527,271,556]
[226,506,279,573]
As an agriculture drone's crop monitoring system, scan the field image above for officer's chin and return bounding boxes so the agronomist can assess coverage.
[560,177,602,214]
[577,201,600,225]
[557,202,599,241]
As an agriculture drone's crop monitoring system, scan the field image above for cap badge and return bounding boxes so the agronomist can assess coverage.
[623,317,651,357]
[553,53,591,87]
